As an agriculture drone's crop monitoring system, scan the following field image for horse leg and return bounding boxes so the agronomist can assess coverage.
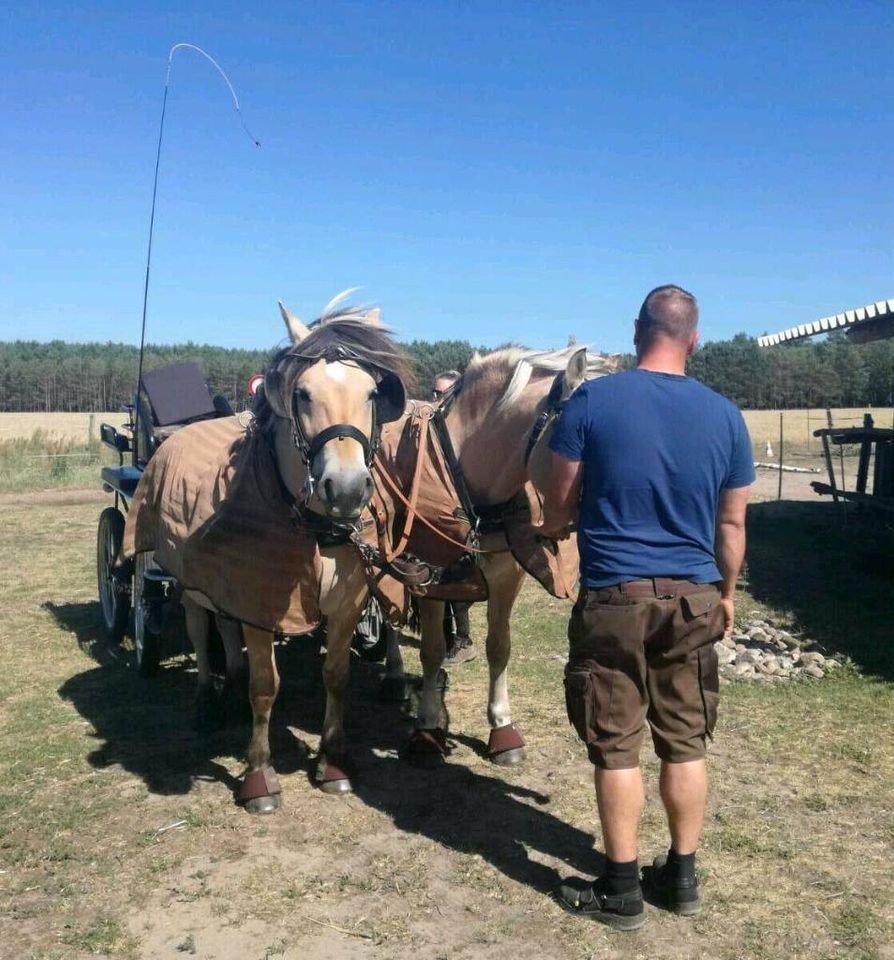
[406,597,450,765]
[378,624,409,703]
[217,614,249,725]
[317,553,367,794]
[483,557,527,766]
[182,593,218,731]
[238,625,282,814]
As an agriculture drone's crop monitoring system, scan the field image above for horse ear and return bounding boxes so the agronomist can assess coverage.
[278,301,311,343]
[263,367,290,419]
[365,307,382,326]
[375,373,406,423]
[563,347,588,397]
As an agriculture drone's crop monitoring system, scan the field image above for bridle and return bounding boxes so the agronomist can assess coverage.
[523,372,568,466]
[431,369,568,541]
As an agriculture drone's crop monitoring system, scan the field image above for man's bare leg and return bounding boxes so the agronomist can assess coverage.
[659,759,707,854]
[594,767,645,861]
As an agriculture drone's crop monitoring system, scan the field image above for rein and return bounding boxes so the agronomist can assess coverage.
[371,370,568,561]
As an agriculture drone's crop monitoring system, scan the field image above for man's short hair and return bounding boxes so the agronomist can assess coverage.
[637,285,699,345]
[433,369,461,385]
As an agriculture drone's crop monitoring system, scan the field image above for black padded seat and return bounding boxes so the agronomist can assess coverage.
[141,363,218,427]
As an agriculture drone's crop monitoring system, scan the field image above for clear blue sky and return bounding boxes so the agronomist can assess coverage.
[3,1,894,355]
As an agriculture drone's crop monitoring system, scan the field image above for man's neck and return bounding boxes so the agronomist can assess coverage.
[636,349,688,376]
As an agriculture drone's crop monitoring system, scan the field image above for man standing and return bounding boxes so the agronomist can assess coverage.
[542,285,753,930]
[432,369,475,666]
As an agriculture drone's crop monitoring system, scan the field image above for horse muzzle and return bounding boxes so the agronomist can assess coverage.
[316,464,374,520]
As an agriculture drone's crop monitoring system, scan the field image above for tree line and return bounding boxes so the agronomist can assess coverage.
[1,332,893,412]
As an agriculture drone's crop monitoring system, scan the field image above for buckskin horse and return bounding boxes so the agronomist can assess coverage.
[123,294,412,812]
[372,344,614,768]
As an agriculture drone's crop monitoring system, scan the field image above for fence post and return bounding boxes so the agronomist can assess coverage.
[777,412,784,500]
[88,413,95,444]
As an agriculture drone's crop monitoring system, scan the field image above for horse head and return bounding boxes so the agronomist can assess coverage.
[258,293,411,521]
[446,344,615,507]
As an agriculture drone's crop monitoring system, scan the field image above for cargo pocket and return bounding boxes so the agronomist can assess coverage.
[697,644,720,739]
[563,663,595,745]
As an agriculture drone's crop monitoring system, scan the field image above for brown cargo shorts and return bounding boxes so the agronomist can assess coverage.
[564,578,723,769]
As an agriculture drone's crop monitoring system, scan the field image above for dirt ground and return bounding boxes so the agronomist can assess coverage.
[1,496,892,960]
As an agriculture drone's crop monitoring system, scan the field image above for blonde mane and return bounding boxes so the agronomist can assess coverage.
[463,346,615,416]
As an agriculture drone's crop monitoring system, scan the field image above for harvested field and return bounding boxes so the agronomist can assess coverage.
[0,412,121,443]
[742,408,894,460]
[1,492,892,959]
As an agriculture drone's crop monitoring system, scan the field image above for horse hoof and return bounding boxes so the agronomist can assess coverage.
[491,746,526,767]
[237,766,282,813]
[378,676,410,704]
[487,723,526,767]
[315,757,353,795]
[244,793,282,815]
[406,728,447,767]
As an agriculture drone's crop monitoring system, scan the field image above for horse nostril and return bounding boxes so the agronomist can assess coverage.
[364,476,373,494]
[323,478,334,502]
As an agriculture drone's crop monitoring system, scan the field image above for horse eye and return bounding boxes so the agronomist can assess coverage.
[296,387,311,404]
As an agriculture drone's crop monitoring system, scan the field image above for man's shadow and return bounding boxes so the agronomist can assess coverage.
[50,600,602,895]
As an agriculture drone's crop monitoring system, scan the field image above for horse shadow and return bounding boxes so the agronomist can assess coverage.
[49,600,601,895]
[49,601,331,795]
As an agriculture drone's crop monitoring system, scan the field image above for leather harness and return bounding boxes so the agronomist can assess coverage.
[274,365,570,589]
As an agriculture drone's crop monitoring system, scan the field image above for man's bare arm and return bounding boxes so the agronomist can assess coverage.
[715,485,750,636]
[540,452,583,538]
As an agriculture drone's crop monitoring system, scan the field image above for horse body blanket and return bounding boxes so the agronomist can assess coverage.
[124,417,329,634]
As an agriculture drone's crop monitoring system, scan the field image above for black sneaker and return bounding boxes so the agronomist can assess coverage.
[555,876,645,931]
[644,855,701,916]
[444,635,475,666]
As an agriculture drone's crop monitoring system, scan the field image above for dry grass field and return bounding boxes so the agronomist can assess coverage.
[0,412,122,443]
[1,492,892,960]
[742,408,894,460]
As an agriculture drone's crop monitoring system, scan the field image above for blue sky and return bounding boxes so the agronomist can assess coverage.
[3,1,894,354]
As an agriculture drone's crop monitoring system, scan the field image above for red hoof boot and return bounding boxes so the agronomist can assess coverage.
[406,728,448,767]
[487,723,526,767]
[315,755,353,795]
[237,766,283,815]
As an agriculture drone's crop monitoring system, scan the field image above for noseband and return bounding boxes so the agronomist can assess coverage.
[290,391,380,505]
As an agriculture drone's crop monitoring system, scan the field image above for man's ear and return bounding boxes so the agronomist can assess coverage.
[688,331,700,356]
[633,317,641,348]
[278,301,311,344]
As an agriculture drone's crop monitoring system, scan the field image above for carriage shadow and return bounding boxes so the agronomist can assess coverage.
[745,501,894,680]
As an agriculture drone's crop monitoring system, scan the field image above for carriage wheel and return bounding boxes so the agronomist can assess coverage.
[96,508,130,645]
[132,553,163,677]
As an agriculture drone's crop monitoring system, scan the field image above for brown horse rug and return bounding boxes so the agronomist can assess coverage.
[121,416,402,635]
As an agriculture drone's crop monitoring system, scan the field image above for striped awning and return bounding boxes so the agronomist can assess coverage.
[757,298,894,347]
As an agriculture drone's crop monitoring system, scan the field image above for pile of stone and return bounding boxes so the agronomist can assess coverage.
[715,619,843,684]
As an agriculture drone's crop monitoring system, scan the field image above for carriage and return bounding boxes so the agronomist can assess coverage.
[95,362,236,675]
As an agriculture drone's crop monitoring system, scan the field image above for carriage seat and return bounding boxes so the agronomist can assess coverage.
[134,363,234,466]
[141,363,224,427]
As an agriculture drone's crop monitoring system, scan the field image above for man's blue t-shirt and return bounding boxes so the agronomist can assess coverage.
[549,369,755,587]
